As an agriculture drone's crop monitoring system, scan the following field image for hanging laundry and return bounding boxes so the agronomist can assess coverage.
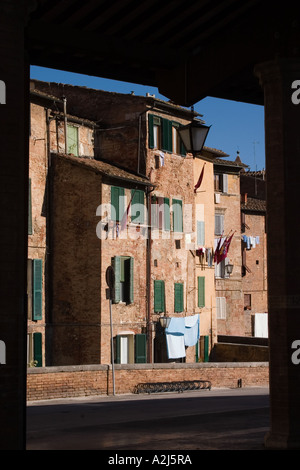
[184,314,200,347]
[159,151,165,166]
[165,317,186,359]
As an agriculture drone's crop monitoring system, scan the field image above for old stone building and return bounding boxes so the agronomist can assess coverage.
[213,156,247,336]
[240,170,268,336]
[28,79,266,368]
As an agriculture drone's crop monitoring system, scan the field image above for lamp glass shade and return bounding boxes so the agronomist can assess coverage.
[178,122,210,154]
[159,317,171,328]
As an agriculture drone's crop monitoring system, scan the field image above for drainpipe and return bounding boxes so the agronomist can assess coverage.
[146,184,155,363]
[63,96,68,154]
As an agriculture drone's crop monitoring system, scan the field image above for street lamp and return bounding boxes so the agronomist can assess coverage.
[225,263,234,276]
[178,120,211,156]
[159,316,171,328]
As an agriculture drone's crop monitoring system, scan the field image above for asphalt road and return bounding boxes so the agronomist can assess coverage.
[26,387,270,451]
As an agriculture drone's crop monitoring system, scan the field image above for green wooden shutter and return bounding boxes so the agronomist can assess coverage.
[67,125,78,156]
[198,276,205,308]
[148,114,154,149]
[111,186,125,222]
[204,335,209,362]
[33,259,43,320]
[151,195,157,228]
[115,335,121,364]
[174,283,184,313]
[28,178,32,235]
[180,139,186,156]
[163,197,170,231]
[154,280,165,313]
[135,334,146,363]
[197,221,205,245]
[172,199,183,232]
[112,256,121,303]
[131,190,144,224]
[33,332,42,367]
[162,118,172,152]
[129,257,134,304]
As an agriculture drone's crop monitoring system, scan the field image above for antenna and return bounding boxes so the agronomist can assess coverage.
[253,141,259,196]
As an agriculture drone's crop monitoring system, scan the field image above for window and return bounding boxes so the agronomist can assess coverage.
[149,114,186,155]
[112,256,134,304]
[67,124,78,156]
[198,276,205,308]
[115,333,146,364]
[174,283,184,312]
[172,199,183,232]
[151,196,170,230]
[244,294,252,310]
[131,189,145,224]
[214,173,228,193]
[111,186,125,222]
[216,297,226,319]
[28,259,43,321]
[27,332,42,367]
[215,256,230,279]
[154,280,165,313]
[215,213,224,236]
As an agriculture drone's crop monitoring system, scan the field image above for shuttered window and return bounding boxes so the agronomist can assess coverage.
[111,186,125,222]
[162,118,172,152]
[135,334,147,363]
[33,332,42,367]
[112,256,134,304]
[172,199,183,232]
[32,259,43,321]
[154,280,165,313]
[174,283,184,313]
[151,196,170,230]
[198,276,205,308]
[148,114,174,153]
[163,197,170,231]
[197,221,205,245]
[131,189,145,224]
[215,214,224,235]
[216,297,227,319]
[67,124,78,156]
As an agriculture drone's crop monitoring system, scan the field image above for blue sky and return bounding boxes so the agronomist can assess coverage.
[30,66,265,171]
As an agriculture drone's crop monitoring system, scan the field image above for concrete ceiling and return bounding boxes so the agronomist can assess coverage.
[26,0,300,106]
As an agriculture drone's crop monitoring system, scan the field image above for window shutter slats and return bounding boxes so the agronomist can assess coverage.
[172,199,183,232]
[112,256,121,303]
[28,178,32,235]
[135,334,146,363]
[198,276,205,308]
[33,332,42,367]
[131,189,144,224]
[154,280,165,313]
[174,283,184,312]
[163,197,170,231]
[129,257,134,304]
[148,114,154,149]
[33,259,42,320]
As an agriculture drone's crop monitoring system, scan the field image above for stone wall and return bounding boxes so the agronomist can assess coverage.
[27,362,269,401]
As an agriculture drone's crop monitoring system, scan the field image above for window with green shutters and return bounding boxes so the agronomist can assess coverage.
[67,124,79,156]
[135,334,147,363]
[32,259,43,321]
[174,283,184,313]
[151,196,170,230]
[33,332,42,367]
[172,199,183,232]
[111,186,125,222]
[131,189,145,224]
[112,256,134,304]
[198,276,205,308]
[161,118,172,152]
[28,178,32,235]
[154,280,165,313]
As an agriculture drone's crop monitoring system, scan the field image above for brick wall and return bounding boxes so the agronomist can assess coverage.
[27,362,269,401]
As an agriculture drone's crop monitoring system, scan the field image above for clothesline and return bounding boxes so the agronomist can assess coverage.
[242,235,260,249]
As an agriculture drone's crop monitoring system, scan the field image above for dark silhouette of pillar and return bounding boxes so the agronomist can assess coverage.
[255,58,300,449]
[0,1,30,450]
